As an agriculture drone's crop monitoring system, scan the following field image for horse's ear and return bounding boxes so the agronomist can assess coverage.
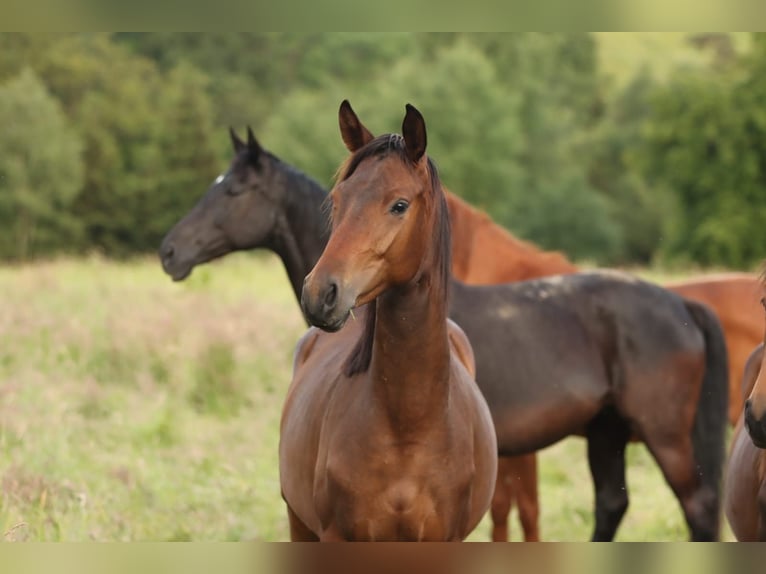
[230,127,245,153]
[339,100,374,152]
[246,126,263,160]
[402,104,427,164]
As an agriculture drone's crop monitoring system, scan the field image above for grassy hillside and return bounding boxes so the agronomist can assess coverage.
[0,255,735,541]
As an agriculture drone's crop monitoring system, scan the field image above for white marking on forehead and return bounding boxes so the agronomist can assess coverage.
[214,173,225,185]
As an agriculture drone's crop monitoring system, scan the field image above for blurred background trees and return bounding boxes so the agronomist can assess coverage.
[0,32,761,268]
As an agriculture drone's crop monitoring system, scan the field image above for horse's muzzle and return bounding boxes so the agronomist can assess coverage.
[301,275,350,332]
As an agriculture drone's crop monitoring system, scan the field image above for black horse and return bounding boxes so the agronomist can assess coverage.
[160,127,728,541]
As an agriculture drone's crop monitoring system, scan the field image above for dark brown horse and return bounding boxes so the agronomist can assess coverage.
[445,189,762,428]
[279,104,498,541]
[725,284,766,540]
[160,108,729,540]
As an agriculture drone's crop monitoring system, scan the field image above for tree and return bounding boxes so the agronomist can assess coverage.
[587,71,672,264]
[0,33,64,82]
[38,34,167,255]
[637,34,766,268]
[35,34,219,255]
[0,69,83,259]
[262,40,526,222]
[150,63,220,248]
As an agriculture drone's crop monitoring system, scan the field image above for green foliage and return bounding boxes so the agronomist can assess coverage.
[0,68,83,259]
[36,34,219,256]
[0,32,759,266]
[588,72,674,264]
[262,40,528,228]
[637,35,766,267]
[0,33,63,82]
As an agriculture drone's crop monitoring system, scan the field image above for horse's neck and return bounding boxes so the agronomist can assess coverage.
[444,190,578,282]
[369,263,452,434]
[272,171,329,303]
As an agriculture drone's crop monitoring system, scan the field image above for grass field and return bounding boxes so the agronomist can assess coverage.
[0,254,737,541]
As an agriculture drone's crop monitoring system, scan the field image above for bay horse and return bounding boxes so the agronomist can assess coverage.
[160,107,729,540]
[280,104,498,541]
[160,128,538,541]
[724,284,766,540]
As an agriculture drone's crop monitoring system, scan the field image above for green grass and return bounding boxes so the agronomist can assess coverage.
[0,253,736,541]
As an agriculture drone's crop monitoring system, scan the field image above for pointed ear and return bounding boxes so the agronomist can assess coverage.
[339,100,374,152]
[402,104,427,164]
[230,127,245,153]
[246,126,263,160]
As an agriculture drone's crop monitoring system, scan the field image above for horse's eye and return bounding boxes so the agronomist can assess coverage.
[390,200,409,215]
[761,297,766,311]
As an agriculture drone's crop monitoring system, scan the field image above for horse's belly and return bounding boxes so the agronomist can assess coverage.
[491,384,607,455]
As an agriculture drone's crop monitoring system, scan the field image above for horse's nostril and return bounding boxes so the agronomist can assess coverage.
[324,282,338,309]
[164,245,175,260]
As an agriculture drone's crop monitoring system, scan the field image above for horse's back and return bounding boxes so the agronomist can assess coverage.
[444,190,577,284]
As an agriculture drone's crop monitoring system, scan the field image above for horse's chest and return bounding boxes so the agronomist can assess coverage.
[317,449,471,541]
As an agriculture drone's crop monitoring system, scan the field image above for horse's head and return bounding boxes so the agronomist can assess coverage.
[301,100,447,332]
[159,128,281,281]
[744,288,766,448]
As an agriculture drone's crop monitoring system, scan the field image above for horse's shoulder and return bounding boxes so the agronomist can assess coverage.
[446,319,476,379]
[293,326,322,371]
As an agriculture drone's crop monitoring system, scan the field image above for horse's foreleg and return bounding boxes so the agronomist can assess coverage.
[287,505,319,541]
[586,409,630,541]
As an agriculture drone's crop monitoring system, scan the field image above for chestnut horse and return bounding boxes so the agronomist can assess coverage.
[279,104,498,541]
[160,118,728,540]
[725,283,766,541]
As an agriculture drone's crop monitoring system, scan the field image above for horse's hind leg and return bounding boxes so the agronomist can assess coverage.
[490,457,513,542]
[515,454,540,542]
[287,505,319,541]
[586,409,631,541]
[490,455,540,542]
[642,436,719,541]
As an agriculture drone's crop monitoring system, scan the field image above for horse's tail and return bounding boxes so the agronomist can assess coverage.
[685,299,729,528]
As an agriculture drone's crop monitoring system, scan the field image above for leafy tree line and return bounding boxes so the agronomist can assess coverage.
[0,32,760,267]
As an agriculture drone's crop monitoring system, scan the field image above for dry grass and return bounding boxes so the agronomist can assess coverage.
[0,254,736,541]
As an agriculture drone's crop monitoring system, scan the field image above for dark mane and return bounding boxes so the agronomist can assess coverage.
[342,133,452,378]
